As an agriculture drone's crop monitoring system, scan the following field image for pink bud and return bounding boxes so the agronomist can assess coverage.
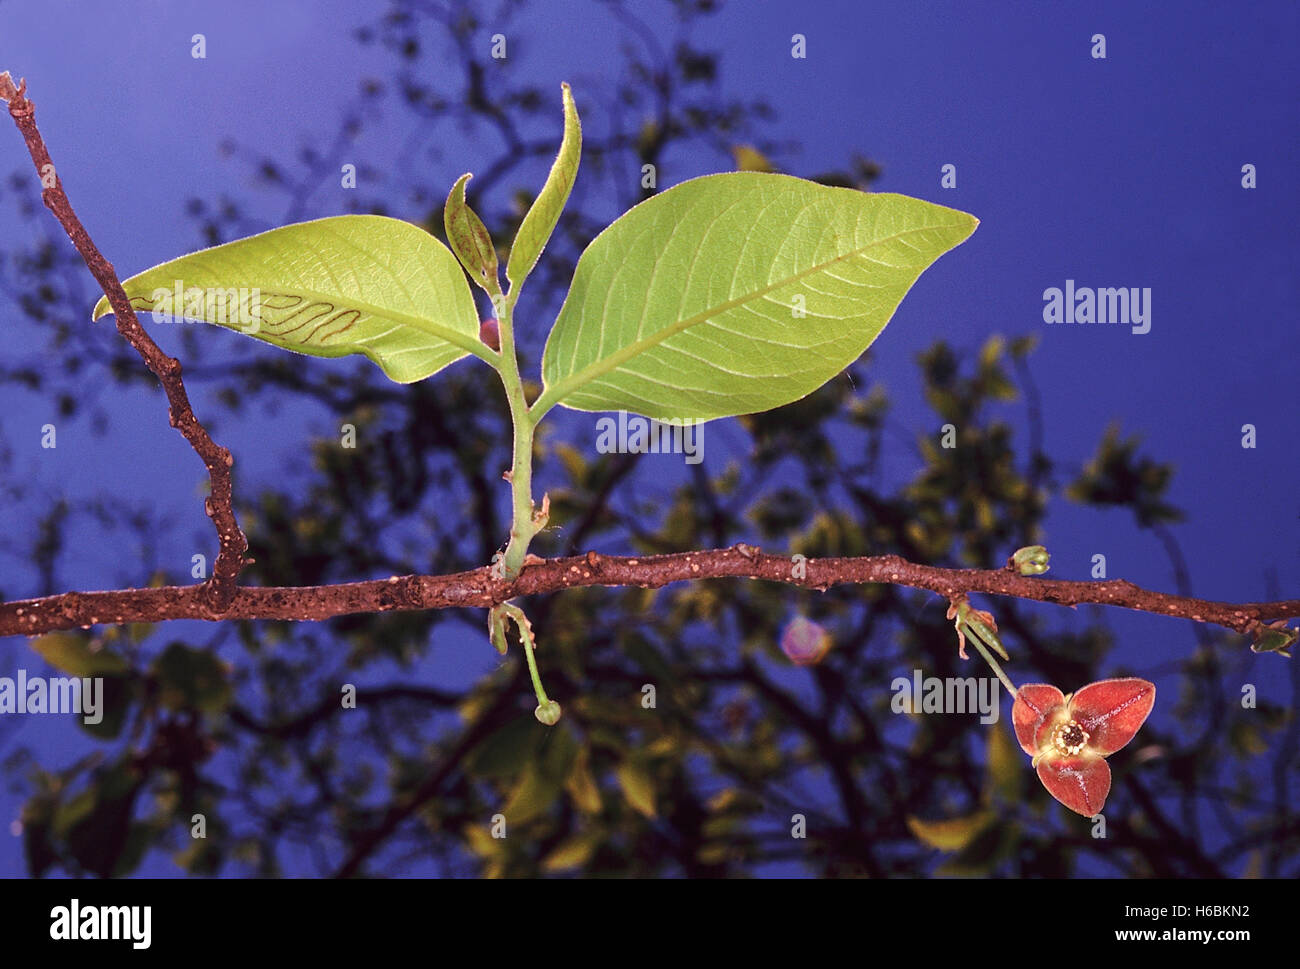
[479,317,500,352]
[781,617,831,666]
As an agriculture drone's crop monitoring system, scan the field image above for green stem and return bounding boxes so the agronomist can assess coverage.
[511,609,550,706]
[496,601,560,724]
[501,403,537,578]
[967,629,1018,697]
[494,293,546,580]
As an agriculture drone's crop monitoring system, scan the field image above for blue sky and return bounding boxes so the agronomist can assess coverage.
[0,1,1296,876]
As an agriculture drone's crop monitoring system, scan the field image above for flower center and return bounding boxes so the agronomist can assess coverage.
[1052,719,1089,756]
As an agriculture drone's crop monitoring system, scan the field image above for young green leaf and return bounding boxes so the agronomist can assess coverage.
[31,632,129,677]
[505,82,580,293]
[445,173,501,297]
[91,215,491,382]
[537,173,977,420]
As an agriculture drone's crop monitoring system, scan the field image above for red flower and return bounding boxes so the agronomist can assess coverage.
[1011,678,1155,817]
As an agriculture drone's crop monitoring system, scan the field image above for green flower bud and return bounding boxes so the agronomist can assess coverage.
[1011,545,1050,576]
[534,700,562,726]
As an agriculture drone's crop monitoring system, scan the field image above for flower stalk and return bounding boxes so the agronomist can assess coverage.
[489,601,560,724]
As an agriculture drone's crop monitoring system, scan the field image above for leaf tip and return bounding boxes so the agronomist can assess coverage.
[561,82,579,128]
[448,172,473,202]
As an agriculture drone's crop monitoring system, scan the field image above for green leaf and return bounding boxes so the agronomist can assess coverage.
[564,748,603,814]
[30,633,128,677]
[151,642,231,714]
[465,714,547,778]
[91,215,489,382]
[61,760,145,878]
[1251,623,1297,657]
[539,173,977,420]
[906,810,994,852]
[541,832,601,872]
[985,724,1024,804]
[935,819,1018,877]
[463,823,503,860]
[501,762,563,825]
[615,761,657,818]
[79,674,133,740]
[445,173,501,296]
[52,787,98,840]
[540,723,579,779]
[624,632,675,684]
[506,83,581,292]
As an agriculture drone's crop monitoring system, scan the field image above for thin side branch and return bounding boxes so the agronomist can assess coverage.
[1,73,248,612]
[1,546,1295,640]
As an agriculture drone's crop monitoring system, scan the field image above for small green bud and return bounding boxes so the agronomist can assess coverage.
[444,171,501,297]
[534,700,562,726]
[1251,622,1297,657]
[1010,545,1050,576]
[487,604,510,655]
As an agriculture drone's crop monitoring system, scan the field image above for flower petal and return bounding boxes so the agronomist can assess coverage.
[1012,684,1066,756]
[1037,756,1111,817]
[1069,678,1156,755]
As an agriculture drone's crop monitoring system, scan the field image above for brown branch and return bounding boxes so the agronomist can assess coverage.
[1,546,1295,640]
[0,72,248,613]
